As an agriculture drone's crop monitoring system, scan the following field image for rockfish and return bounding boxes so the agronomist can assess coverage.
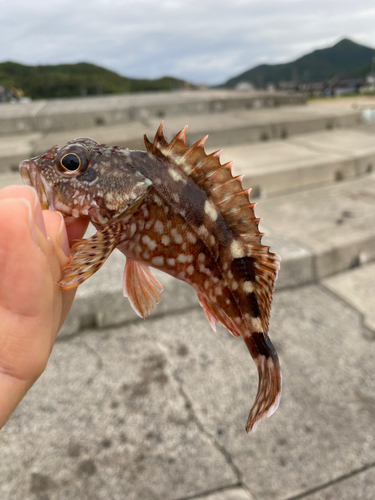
[19,124,281,432]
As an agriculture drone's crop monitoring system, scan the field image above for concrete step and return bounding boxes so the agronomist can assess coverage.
[0,89,306,136]
[257,173,375,279]
[323,261,375,335]
[0,105,361,174]
[1,284,374,499]
[223,127,375,198]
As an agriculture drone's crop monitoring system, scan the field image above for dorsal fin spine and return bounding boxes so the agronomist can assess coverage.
[182,136,208,162]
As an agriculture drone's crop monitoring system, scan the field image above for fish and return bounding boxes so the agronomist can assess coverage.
[19,123,281,433]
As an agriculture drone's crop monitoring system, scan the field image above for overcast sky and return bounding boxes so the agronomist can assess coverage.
[1,0,375,85]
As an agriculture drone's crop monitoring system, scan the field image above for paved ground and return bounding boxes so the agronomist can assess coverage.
[1,285,374,500]
[0,94,375,499]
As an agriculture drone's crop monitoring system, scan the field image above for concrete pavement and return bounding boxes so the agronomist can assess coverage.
[1,285,374,500]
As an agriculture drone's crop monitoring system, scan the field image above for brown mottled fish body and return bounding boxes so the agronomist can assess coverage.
[19,124,281,432]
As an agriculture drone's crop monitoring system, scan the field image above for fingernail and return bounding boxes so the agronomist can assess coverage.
[19,198,38,246]
[57,212,70,257]
[31,190,47,238]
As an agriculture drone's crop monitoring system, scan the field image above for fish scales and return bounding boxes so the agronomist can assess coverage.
[19,123,281,433]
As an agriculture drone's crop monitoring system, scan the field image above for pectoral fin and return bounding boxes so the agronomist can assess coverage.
[123,258,163,319]
[59,224,122,291]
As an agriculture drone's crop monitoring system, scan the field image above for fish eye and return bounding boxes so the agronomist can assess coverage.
[56,144,89,176]
[60,153,81,172]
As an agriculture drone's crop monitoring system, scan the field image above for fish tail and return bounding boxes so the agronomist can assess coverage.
[243,332,282,433]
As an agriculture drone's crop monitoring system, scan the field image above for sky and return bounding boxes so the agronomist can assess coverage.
[1,0,375,86]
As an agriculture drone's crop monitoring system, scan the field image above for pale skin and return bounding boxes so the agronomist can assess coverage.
[0,185,88,429]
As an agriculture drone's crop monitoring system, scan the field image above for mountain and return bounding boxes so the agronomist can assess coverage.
[222,38,375,88]
[0,61,192,99]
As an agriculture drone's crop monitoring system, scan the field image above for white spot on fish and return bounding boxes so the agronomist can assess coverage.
[169,168,186,183]
[154,220,164,234]
[230,240,245,259]
[171,228,183,244]
[209,235,215,247]
[187,265,194,275]
[198,253,205,262]
[142,235,157,251]
[198,225,209,238]
[130,223,137,238]
[153,195,162,206]
[167,258,175,266]
[204,200,218,221]
[252,318,262,331]
[172,192,180,203]
[187,232,197,244]
[177,254,193,263]
[161,235,170,246]
[243,281,254,294]
[152,256,164,267]
[231,281,239,291]
[199,264,211,276]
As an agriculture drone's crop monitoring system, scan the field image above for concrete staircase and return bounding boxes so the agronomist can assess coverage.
[1,91,375,500]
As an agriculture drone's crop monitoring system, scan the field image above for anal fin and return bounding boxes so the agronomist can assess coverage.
[197,292,218,331]
[197,292,240,337]
[123,258,163,319]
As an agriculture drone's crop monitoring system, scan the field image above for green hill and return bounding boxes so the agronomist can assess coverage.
[0,61,191,99]
[222,38,375,88]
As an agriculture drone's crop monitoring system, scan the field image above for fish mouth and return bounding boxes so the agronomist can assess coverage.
[19,159,56,211]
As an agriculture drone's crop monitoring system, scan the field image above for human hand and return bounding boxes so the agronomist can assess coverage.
[0,185,88,429]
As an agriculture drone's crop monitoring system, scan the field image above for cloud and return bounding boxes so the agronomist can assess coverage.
[0,0,375,85]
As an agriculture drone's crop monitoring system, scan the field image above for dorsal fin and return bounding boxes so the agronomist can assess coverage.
[144,122,262,242]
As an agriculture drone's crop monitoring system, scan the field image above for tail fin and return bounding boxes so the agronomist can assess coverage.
[243,332,282,433]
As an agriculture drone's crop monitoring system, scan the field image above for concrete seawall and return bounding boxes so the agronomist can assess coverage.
[0,89,307,136]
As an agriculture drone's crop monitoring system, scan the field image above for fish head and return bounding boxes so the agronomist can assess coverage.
[19,138,151,225]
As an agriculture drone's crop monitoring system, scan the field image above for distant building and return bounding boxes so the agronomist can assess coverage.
[277,77,369,97]
[296,81,327,96]
[266,83,276,93]
[332,78,366,96]
[278,81,299,92]
[235,81,255,91]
